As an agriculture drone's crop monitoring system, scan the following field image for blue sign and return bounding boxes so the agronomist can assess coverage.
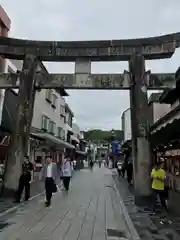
[112,140,119,154]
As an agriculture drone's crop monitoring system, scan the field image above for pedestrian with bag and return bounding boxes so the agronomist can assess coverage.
[61,154,72,192]
[40,156,58,207]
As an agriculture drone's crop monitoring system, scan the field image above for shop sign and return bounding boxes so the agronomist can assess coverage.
[165,149,180,156]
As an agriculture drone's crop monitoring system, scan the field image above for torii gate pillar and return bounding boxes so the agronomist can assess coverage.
[3,54,37,196]
[129,54,152,204]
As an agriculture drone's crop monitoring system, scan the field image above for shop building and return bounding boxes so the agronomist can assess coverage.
[70,124,87,169]
[0,59,76,181]
[0,7,11,125]
[149,70,180,213]
[121,108,132,153]
[0,6,11,72]
[64,103,74,143]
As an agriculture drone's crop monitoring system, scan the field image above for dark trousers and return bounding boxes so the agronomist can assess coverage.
[121,168,125,178]
[152,189,168,212]
[45,177,54,204]
[117,169,121,176]
[16,178,30,201]
[63,177,71,191]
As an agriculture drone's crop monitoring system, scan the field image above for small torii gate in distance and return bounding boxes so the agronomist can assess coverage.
[0,32,179,204]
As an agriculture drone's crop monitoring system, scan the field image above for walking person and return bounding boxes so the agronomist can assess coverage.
[151,162,168,214]
[89,160,94,170]
[62,154,72,192]
[117,160,122,177]
[127,160,133,185]
[98,158,102,168]
[15,156,33,203]
[40,156,58,207]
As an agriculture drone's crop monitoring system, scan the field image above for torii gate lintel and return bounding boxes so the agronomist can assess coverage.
[0,32,179,61]
[0,72,176,90]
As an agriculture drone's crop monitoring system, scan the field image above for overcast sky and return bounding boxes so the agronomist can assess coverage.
[1,0,180,130]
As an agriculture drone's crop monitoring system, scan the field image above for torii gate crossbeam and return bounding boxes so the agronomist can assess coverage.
[0,32,180,61]
[0,72,175,89]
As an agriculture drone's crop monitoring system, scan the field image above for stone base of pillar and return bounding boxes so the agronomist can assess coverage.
[133,137,152,203]
[0,187,17,199]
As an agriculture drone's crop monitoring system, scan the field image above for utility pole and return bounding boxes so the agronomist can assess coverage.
[129,54,151,205]
[3,54,37,196]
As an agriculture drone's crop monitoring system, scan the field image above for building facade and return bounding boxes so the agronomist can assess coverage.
[64,103,74,143]
[0,7,11,126]
[121,108,131,143]
[0,6,11,73]
[0,59,76,180]
[148,93,171,125]
[30,88,74,168]
[148,82,180,213]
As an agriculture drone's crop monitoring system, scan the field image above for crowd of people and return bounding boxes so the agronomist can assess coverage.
[13,150,170,213]
[116,154,169,214]
[88,151,170,215]
[14,151,73,207]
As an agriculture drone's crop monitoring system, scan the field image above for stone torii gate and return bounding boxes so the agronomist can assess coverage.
[0,33,180,203]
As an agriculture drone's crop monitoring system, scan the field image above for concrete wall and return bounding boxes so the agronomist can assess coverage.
[0,6,11,73]
[0,59,19,125]
[121,108,131,142]
[72,123,80,136]
[2,59,67,137]
[64,103,74,140]
[153,102,171,123]
[79,131,84,139]
[0,6,11,123]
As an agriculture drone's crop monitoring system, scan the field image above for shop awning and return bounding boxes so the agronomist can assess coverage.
[121,140,132,150]
[71,135,80,144]
[150,118,180,148]
[31,132,75,149]
[150,105,180,134]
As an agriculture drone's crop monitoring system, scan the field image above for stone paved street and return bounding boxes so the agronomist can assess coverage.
[0,167,136,240]
[0,180,45,214]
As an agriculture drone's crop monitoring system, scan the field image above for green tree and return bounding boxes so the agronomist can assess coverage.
[84,129,123,142]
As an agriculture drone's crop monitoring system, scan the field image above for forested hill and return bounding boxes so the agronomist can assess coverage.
[83,129,123,142]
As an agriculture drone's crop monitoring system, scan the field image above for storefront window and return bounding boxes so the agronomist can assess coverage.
[163,149,180,192]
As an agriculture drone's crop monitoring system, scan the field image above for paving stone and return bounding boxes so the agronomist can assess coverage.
[0,167,133,240]
[113,173,180,240]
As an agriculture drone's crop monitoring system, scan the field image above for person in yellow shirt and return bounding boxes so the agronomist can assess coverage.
[151,162,168,213]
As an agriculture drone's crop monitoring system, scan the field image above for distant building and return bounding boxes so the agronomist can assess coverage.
[0,7,11,126]
[148,92,171,125]
[0,6,11,72]
[121,108,131,142]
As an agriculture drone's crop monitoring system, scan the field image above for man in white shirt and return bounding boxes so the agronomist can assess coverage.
[40,156,58,206]
[62,155,72,192]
